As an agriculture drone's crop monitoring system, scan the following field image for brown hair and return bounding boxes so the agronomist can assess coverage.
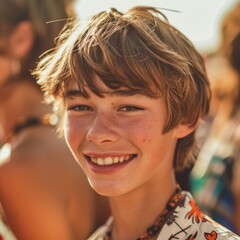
[0,0,74,81]
[34,6,211,170]
[220,3,240,60]
[230,32,240,114]
[216,3,240,120]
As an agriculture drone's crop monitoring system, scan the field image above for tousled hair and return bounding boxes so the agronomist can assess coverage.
[34,6,211,170]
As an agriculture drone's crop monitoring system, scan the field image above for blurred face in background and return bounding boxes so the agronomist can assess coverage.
[0,21,33,88]
[0,36,12,88]
[0,20,34,141]
[0,34,12,141]
[0,29,22,142]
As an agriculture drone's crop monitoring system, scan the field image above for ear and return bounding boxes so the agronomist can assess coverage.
[174,118,199,139]
[9,21,34,59]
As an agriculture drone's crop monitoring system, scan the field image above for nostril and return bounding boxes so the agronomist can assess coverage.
[86,126,119,144]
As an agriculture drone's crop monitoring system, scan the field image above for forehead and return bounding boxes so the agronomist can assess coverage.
[65,74,150,99]
[64,68,162,100]
[67,75,110,92]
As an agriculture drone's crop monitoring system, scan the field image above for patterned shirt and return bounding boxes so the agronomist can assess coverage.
[87,192,240,240]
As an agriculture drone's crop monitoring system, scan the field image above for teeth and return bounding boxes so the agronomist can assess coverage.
[113,157,119,163]
[105,157,113,165]
[90,155,133,166]
[97,158,104,165]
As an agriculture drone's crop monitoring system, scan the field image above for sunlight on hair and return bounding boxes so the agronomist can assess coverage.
[74,0,238,54]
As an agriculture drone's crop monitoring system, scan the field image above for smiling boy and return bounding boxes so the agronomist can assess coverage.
[34,6,240,240]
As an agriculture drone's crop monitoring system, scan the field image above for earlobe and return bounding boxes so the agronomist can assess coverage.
[9,21,34,59]
[174,119,199,139]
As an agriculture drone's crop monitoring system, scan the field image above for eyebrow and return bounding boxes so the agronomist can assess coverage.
[65,88,143,99]
[65,89,85,99]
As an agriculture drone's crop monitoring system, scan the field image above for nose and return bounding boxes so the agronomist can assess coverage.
[86,112,120,145]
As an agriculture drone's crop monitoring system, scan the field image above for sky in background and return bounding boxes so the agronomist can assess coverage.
[74,0,239,54]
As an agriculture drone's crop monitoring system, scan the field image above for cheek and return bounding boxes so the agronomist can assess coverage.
[63,114,86,151]
[124,118,160,145]
[0,57,11,85]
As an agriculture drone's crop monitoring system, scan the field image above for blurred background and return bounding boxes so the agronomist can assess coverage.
[74,0,239,55]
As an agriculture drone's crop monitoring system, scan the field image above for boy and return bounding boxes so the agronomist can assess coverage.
[34,6,240,240]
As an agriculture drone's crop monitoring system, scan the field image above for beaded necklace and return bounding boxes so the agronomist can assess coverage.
[0,114,58,148]
[13,114,58,134]
[104,186,185,240]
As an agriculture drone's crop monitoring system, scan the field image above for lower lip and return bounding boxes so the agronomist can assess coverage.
[86,158,134,174]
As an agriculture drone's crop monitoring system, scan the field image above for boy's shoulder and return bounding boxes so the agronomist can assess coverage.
[157,191,240,240]
[200,216,240,240]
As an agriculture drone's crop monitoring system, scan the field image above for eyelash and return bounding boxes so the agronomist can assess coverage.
[119,106,144,112]
[67,105,144,112]
[68,105,93,111]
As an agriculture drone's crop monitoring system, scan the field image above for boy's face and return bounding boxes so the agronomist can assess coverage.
[64,76,184,197]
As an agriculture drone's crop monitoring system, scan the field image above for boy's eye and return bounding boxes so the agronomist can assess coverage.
[68,105,93,111]
[119,106,144,112]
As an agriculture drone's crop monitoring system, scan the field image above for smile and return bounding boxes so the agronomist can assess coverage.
[85,154,136,166]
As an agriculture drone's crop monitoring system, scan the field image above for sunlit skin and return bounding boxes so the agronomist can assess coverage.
[0,39,12,89]
[0,37,18,141]
[64,79,177,197]
[64,76,193,239]
[0,56,11,87]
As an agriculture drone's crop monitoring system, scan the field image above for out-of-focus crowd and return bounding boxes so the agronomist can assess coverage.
[189,3,240,234]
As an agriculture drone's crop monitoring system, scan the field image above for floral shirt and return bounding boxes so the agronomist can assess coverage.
[88,192,240,240]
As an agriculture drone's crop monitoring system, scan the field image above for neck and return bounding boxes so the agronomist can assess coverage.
[109,172,177,240]
[0,81,52,145]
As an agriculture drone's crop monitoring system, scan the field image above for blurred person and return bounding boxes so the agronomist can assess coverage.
[196,3,240,144]
[0,0,110,239]
[34,6,240,239]
[190,3,240,234]
[230,31,240,235]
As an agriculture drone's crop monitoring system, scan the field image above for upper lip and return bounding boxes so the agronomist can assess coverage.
[83,153,137,166]
[83,152,135,158]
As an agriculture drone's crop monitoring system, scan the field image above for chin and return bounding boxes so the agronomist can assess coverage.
[88,180,129,197]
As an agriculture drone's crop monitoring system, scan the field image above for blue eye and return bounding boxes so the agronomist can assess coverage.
[120,106,143,112]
